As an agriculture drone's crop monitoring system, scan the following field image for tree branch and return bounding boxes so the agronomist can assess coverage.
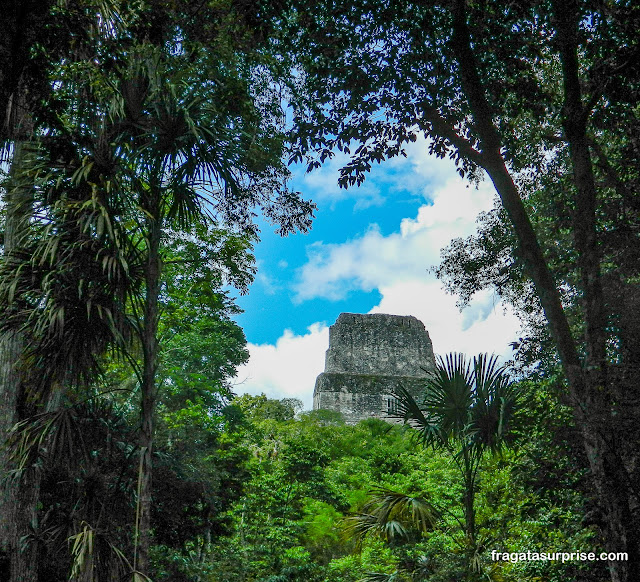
[448,0,585,398]
[418,106,484,166]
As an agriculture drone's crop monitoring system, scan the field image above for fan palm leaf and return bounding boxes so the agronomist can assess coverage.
[422,353,474,445]
[392,353,518,456]
[345,487,439,548]
[470,354,519,455]
[389,352,521,573]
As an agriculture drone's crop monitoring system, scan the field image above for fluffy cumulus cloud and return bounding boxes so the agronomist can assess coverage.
[369,282,521,359]
[293,176,496,301]
[235,149,523,408]
[233,323,329,410]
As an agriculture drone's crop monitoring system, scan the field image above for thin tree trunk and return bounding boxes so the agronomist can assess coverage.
[447,2,639,580]
[461,448,476,545]
[0,330,21,568]
[461,448,477,580]
[136,194,162,575]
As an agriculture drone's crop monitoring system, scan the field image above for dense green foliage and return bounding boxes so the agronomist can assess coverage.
[175,393,601,582]
[283,2,640,578]
[1,1,638,581]
[0,0,314,579]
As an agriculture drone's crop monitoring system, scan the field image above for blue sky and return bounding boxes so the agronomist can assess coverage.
[232,137,522,409]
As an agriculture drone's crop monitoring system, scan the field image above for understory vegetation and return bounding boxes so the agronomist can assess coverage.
[19,383,603,582]
[152,389,603,582]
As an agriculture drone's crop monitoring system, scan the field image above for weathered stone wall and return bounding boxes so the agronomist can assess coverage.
[325,313,434,376]
[313,373,426,424]
[313,313,435,424]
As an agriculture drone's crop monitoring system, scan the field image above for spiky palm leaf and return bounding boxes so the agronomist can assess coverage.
[392,384,435,443]
[469,354,519,455]
[361,572,406,582]
[346,487,438,548]
[8,397,136,477]
[68,521,143,582]
[9,407,85,475]
[69,522,96,582]
[392,353,519,457]
[108,46,306,238]
[0,143,144,398]
[365,488,439,533]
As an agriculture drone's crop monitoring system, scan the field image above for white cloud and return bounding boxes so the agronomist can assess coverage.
[292,136,461,210]
[233,285,520,410]
[392,136,469,193]
[293,177,496,301]
[235,149,521,409]
[233,322,329,410]
[369,282,520,360]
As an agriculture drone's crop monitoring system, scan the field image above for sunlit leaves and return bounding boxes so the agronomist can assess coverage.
[393,353,520,458]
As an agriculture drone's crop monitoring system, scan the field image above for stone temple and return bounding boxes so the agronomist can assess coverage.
[313,313,435,424]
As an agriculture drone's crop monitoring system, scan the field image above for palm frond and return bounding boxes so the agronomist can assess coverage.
[390,384,436,445]
[365,488,439,533]
[8,406,85,474]
[68,521,136,582]
[0,178,143,394]
[361,573,397,582]
[343,512,380,543]
[346,487,439,549]
[393,353,519,457]
[69,522,96,582]
[469,354,518,455]
[422,353,474,440]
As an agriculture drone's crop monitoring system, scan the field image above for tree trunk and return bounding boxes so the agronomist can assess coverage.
[461,448,477,581]
[135,193,162,576]
[447,2,639,580]
[0,331,22,577]
[0,328,21,568]
[551,2,640,579]
[0,142,41,582]
[461,449,476,547]
[448,0,584,389]
[7,480,39,582]
[0,145,23,555]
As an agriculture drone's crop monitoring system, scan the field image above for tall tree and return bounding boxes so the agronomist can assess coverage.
[0,1,56,570]
[108,41,312,572]
[0,2,146,578]
[1,3,316,578]
[287,1,640,580]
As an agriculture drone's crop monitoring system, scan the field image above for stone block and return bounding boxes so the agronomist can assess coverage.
[313,313,435,424]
